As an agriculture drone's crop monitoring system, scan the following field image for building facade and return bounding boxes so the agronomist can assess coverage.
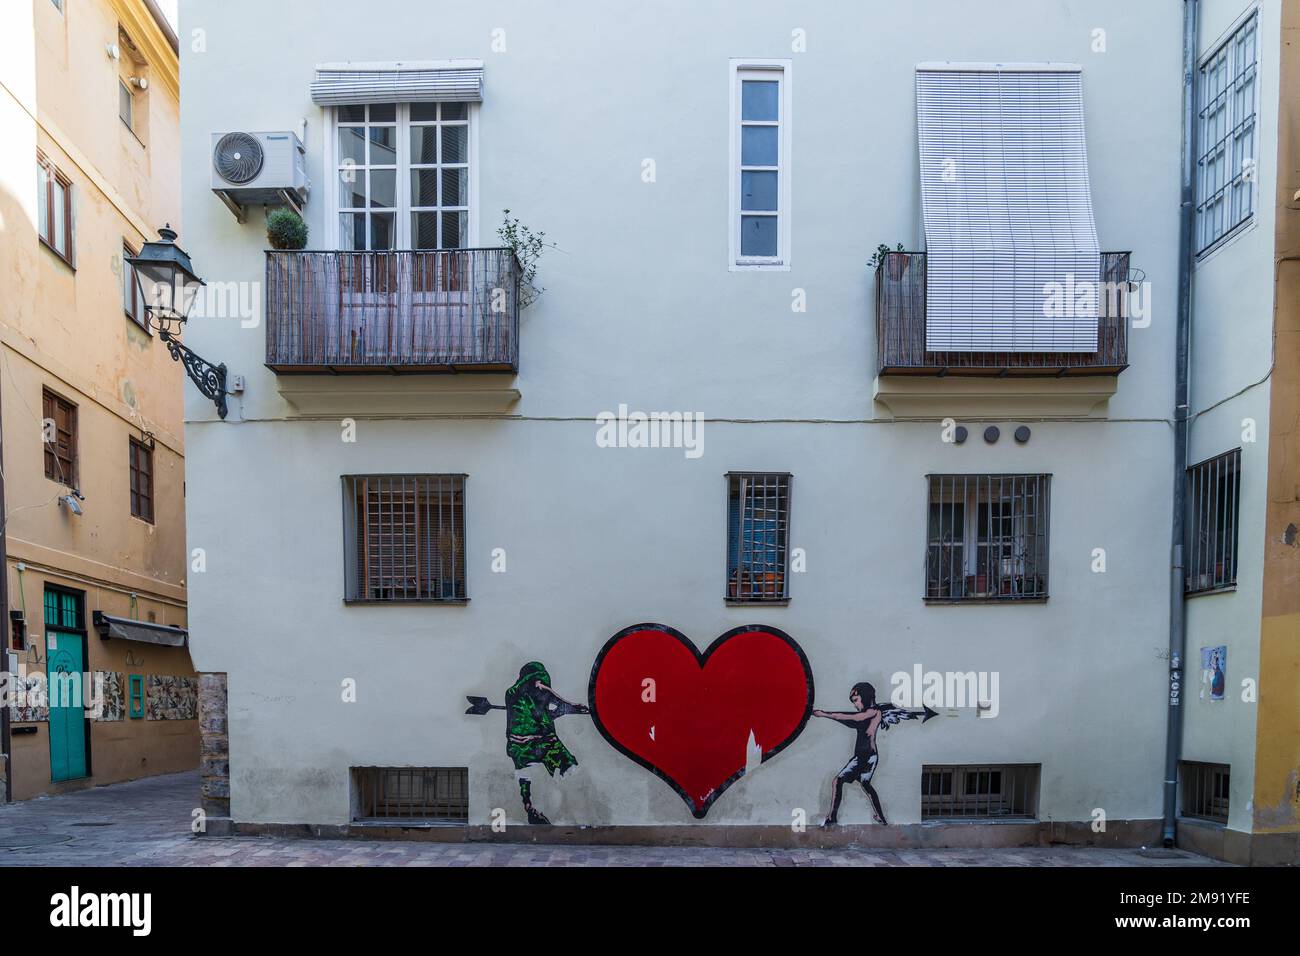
[179,0,1297,860]
[0,0,195,801]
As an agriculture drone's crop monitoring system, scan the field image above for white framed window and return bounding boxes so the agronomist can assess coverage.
[328,102,476,251]
[1196,9,1258,256]
[728,59,791,270]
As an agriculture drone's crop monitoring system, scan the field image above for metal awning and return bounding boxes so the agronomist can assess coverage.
[92,611,187,648]
[310,60,484,105]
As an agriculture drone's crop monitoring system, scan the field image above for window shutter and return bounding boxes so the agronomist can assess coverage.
[311,64,484,105]
[916,65,1101,352]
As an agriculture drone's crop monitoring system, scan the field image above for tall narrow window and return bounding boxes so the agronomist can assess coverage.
[1185,449,1241,594]
[730,61,790,269]
[42,388,78,487]
[37,155,73,264]
[343,475,466,602]
[334,103,472,251]
[925,475,1050,601]
[129,437,154,523]
[1196,12,1258,254]
[726,472,791,603]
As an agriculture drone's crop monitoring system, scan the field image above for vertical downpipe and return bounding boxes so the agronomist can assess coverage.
[1164,0,1199,847]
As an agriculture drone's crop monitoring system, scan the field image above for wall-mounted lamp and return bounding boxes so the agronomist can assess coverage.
[106,42,120,60]
[59,494,83,516]
[130,76,149,91]
[126,225,230,419]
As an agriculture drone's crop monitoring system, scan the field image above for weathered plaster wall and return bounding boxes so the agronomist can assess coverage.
[181,0,1192,829]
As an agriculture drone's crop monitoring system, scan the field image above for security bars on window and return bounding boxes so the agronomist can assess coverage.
[353,767,468,822]
[921,764,1040,819]
[1196,12,1258,254]
[1185,449,1240,594]
[925,475,1050,601]
[1180,761,1230,824]
[726,473,791,603]
[343,475,466,602]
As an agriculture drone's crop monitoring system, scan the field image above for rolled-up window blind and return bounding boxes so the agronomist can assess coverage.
[311,64,483,105]
[916,65,1101,352]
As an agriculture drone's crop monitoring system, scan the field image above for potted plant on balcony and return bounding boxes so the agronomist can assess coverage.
[498,209,547,309]
[266,208,308,250]
[869,242,908,281]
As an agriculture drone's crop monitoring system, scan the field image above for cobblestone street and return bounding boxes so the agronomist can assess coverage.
[0,772,1225,867]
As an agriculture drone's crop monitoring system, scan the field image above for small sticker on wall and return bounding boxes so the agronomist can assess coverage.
[1200,645,1227,701]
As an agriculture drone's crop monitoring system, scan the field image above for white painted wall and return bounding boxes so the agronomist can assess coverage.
[178,0,1214,828]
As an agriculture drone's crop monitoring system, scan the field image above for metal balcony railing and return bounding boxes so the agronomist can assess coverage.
[265,248,520,373]
[875,251,1131,376]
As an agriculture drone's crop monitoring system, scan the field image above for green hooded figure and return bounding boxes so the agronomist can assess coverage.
[504,661,588,824]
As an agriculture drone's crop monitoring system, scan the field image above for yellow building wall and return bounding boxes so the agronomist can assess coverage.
[1,0,193,799]
[1252,0,1300,844]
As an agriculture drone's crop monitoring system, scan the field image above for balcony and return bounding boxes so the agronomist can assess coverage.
[265,248,520,374]
[875,251,1131,377]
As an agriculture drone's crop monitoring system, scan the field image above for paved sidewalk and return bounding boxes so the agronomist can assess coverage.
[0,771,1224,866]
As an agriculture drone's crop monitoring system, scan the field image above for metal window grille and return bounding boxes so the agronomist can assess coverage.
[726,472,791,603]
[921,764,1039,819]
[1180,761,1230,823]
[1185,449,1240,594]
[343,475,466,602]
[353,767,468,822]
[925,475,1050,601]
[1196,12,1258,254]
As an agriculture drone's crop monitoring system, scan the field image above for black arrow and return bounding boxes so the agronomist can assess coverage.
[465,695,506,716]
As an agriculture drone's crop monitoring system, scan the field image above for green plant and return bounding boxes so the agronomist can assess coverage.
[497,209,546,308]
[266,208,308,250]
[868,242,905,270]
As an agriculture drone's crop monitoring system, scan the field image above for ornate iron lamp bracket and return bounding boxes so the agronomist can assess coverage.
[158,327,228,420]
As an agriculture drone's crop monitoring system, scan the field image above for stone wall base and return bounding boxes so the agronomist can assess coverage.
[1176,817,1300,865]
[228,818,1164,850]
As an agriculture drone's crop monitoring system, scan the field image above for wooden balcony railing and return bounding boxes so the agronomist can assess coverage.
[876,251,1131,376]
[265,248,520,373]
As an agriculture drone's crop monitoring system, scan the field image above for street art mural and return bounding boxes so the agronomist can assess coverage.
[93,671,125,721]
[813,681,937,826]
[145,675,198,720]
[1201,645,1227,701]
[466,661,590,824]
[466,625,952,825]
[588,624,814,818]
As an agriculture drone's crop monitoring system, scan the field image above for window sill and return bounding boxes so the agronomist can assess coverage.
[1186,584,1237,598]
[343,599,469,607]
[920,816,1038,826]
[725,599,790,607]
[121,118,147,149]
[126,313,153,336]
[923,596,1049,606]
[39,237,75,272]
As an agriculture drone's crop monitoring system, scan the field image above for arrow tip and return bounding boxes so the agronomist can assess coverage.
[922,705,939,722]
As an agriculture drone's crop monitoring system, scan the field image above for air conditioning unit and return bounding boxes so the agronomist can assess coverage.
[210,130,309,221]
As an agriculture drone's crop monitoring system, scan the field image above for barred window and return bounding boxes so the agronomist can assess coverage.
[1185,449,1240,594]
[353,767,468,822]
[343,475,466,602]
[926,475,1050,601]
[1196,12,1258,254]
[726,472,790,603]
[1180,761,1230,824]
[921,764,1039,819]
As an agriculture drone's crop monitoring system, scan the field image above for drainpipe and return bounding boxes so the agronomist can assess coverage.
[1163,0,1199,848]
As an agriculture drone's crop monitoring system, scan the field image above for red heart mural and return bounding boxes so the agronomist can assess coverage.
[588,624,814,818]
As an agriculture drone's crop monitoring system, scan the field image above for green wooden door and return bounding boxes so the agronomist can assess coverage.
[46,589,87,782]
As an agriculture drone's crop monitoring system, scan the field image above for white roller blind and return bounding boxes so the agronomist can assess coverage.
[311,62,483,105]
[917,65,1100,352]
